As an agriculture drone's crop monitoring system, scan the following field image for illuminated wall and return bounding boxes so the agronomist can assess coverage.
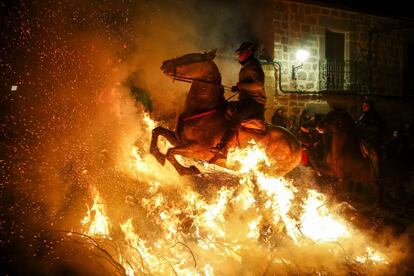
[262,0,414,121]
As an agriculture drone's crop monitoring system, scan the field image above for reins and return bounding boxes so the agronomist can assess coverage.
[171,74,227,87]
[170,74,239,122]
[182,109,220,122]
[169,74,239,101]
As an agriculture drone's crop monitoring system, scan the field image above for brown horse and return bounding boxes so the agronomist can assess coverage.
[316,108,380,202]
[150,49,301,175]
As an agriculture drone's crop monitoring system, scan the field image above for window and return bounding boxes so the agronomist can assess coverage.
[325,30,345,90]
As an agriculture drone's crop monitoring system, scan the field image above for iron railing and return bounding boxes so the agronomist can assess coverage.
[319,59,369,93]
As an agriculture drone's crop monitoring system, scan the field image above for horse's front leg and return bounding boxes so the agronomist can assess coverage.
[165,144,208,175]
[150,126,179,165]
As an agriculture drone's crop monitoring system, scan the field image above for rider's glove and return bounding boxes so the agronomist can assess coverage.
[231,85,239,93]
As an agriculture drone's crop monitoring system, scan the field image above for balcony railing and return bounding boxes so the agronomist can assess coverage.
[319,59,369,93]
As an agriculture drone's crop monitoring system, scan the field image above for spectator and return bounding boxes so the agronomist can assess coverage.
[271,108,287,127]
[299,109,311,129]
[297,110,322,174]
[383,130,403,161]
[286,116,297,133]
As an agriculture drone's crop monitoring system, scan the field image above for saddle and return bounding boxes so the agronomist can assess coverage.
[225,104,266,135]
[240,118,266,134]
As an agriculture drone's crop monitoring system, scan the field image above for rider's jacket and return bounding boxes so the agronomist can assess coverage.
[237,56,266,106]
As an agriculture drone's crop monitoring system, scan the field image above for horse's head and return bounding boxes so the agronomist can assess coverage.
[161,49,220,83]
[316,107,355,135]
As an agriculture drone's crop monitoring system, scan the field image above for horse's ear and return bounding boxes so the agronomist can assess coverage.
[205,49,217,60]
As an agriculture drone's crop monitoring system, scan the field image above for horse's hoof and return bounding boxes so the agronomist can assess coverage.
[153,154,165,165]
[189,165,200,174]
[179,166,200,175]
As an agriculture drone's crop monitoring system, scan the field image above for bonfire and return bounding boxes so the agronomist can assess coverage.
[71,112,401,276]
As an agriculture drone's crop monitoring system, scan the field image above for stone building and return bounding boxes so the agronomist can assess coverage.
[260,0,414,131]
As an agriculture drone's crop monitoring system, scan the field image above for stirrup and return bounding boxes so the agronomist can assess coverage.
[210,143,228,158]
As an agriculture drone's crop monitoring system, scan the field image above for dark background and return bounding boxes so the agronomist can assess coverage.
[302,0,414,20]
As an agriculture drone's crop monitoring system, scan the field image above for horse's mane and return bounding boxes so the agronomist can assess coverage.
[326,107,363,147]
[332,107,352,118]
[330,107,355,127]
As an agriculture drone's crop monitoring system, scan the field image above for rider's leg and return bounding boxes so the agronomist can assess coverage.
[210,124,239,158]
[165,143,213,175]
[210,101,264,158]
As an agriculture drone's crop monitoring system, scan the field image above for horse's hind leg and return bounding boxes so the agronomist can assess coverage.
[165,144,210,175]
[150,126,179,165]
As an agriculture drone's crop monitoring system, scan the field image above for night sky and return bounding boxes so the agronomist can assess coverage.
[303,0,414,20]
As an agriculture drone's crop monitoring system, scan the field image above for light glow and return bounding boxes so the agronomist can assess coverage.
[295,49,309,63]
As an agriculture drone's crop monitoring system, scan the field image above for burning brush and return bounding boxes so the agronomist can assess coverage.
[73,113,400,276]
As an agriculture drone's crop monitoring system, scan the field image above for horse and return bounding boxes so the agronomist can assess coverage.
[316,107,380,203]
[149,49,301,176]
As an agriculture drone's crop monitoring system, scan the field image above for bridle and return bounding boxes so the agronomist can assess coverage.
[166,55,232,92]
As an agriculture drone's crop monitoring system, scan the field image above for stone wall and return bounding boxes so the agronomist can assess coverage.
[262,0,414,125]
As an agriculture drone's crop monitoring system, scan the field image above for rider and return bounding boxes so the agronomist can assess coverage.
[355,100,385,151]
[210,41,266,158]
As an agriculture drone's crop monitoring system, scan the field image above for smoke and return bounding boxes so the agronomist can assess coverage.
[0,0,270,273]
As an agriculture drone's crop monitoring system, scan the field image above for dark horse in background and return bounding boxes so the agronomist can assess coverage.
[316,108,380,204]
[150,49,301,175]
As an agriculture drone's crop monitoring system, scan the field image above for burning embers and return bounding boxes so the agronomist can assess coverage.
[78,113,393,275]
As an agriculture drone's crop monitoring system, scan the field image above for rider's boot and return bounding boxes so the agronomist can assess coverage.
[210,127,237,158]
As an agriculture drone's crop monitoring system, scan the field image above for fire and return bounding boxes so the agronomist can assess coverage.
[78,115,395,275]
[355,246,389,264]
[299,190,350,242]
[119,219,162,274]
[226,140,270,173]
[142,112,157,133]
[81,191,110,236]
[226,142,350,244]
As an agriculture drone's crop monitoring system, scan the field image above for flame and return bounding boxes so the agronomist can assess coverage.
[143,112,157,133]
[226,139,270,173]
[78,118,396,275]
[120,219,162,274]
[299,190,350,242]
[81,191,110,236]
[226,142,351,244]
[355,246,389,264]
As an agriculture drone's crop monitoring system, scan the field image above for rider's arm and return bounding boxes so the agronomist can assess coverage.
[236,66,264,91]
